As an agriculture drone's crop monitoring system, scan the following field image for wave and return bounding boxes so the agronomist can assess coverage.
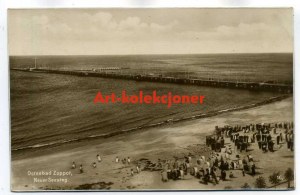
[11,94,290,152]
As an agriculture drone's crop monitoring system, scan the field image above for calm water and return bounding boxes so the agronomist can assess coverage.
[10,53,292,151]
[10,53,293,83]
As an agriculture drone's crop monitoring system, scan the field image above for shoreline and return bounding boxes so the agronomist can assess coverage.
[12,94,291,154]
[11,97,294,190]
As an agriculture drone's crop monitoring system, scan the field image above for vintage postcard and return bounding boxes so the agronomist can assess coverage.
[9,8,294,191]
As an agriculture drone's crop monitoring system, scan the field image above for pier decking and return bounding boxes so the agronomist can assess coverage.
[11,68,293,93]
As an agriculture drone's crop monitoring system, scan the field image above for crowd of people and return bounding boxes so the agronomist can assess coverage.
[157,121,293,185]
[70,154,141,176]
[157,149,256,184]
[214,122,294,153]
[68,121,293,187]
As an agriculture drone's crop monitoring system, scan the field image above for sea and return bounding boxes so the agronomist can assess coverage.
[10,53,293,155]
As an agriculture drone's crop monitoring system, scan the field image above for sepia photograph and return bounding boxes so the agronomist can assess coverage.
[8,8,294,191]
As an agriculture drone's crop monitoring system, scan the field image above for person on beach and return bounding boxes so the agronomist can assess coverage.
[115,156,119,163]
[251,164,256,176]
[92,162,97,168]
[79,164,83,173]
[180,168,184,179]
[262,143,267,152]
[71,161,76,169]
[127,157,131,164]
[221,170,226,181]
[131,169,134,176]
[161,171,168,182]
[277,135,280,145]
[188,154,192,163]
[247,154,253,162]
[97,154,102,163]
[136,165,140,173]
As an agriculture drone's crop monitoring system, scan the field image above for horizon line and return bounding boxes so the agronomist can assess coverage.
[9,52,293,57]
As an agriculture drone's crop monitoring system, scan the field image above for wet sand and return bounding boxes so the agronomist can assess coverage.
[11,97,293,191]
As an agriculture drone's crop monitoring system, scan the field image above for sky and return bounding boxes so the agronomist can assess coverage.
[8,8,293,55]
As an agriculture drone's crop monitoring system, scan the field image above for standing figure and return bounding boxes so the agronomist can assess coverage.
[162,171,168,182]
[97,154,102,163]
[79,164,83,173]
[71,161,76,169]
[251,164,256,176]
[131,169,134,176]
[127,157,131,164]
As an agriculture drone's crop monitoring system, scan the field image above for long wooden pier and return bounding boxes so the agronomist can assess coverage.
[11,68,293,93]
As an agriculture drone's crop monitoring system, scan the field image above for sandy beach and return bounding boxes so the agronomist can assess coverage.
[11,96,294,191]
